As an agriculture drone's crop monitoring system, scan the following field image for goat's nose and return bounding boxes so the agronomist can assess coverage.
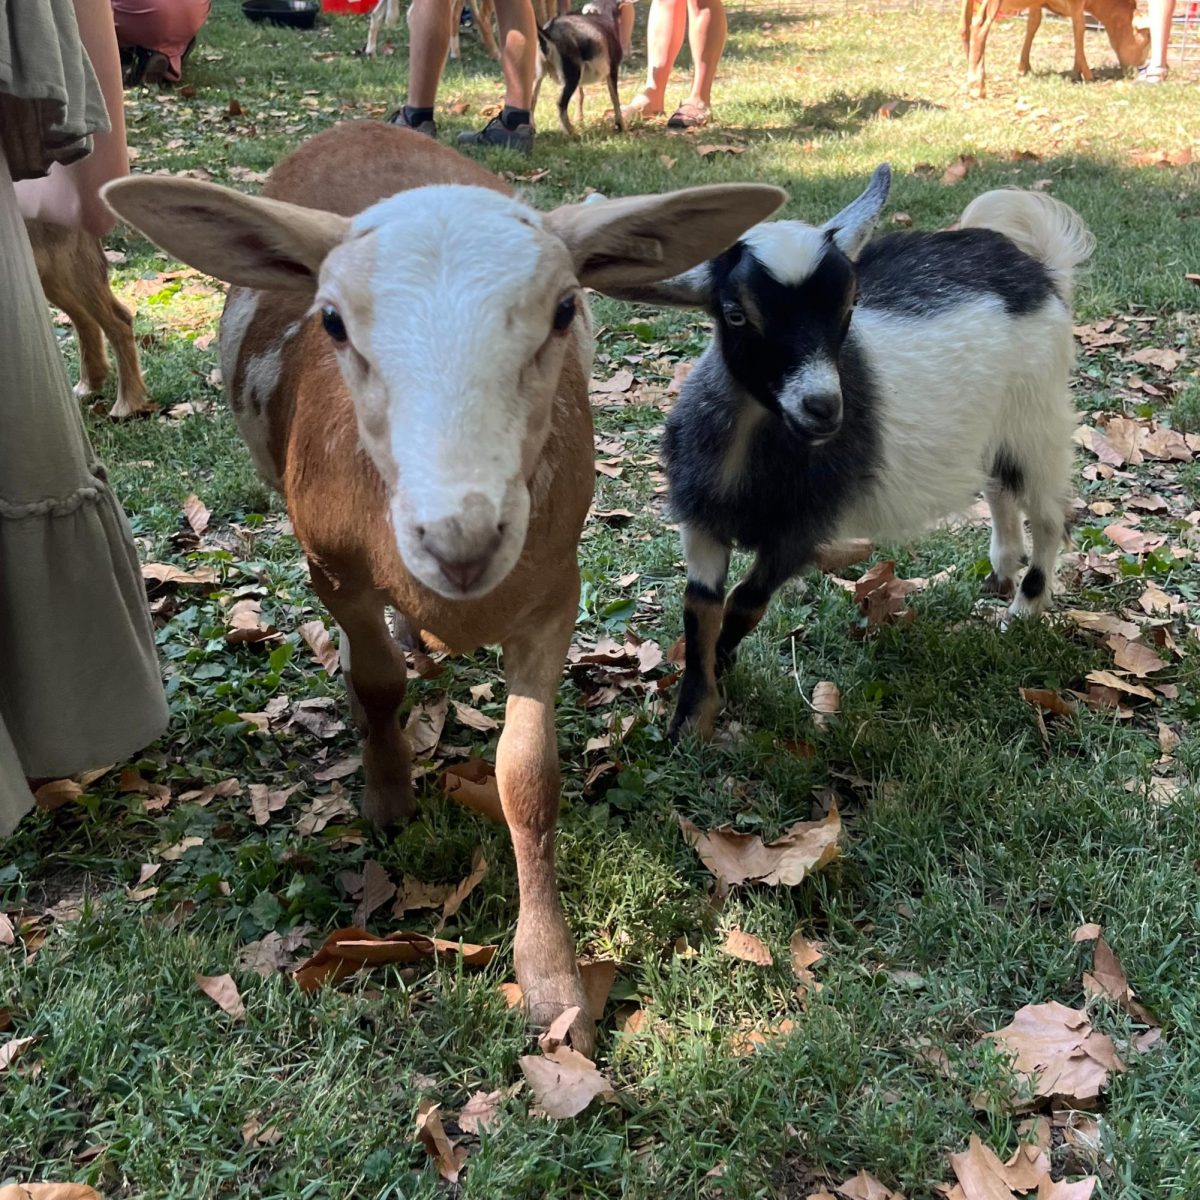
[803,392,841,425]
[418,511,503,594]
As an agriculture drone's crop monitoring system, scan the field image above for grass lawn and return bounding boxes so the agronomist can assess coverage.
[3,1,1200,1196]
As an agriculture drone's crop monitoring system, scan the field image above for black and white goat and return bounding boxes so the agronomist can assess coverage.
[532,0,625,136]
[618,164,1094,739]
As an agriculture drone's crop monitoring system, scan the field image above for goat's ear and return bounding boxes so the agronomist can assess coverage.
[822,163,891,260]
[544,183,786,291]
[589,263,713,308]
[102,176,350,292]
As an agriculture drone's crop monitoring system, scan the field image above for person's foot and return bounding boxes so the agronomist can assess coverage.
[1134,63,1170,84]
[667,99,710,129]
[457,114,534,153]
[620,90,664,123]
[386,106,438,137]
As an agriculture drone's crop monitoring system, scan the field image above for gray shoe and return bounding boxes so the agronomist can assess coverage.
[386,108,438,138]
[456,116,534,154]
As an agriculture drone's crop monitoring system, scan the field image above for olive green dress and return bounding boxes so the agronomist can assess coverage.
[0,0,168,837]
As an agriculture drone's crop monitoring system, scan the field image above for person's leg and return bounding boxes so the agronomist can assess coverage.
[626,0,687,116]
[1142,0,1176,73]
[494,0,537,111]
[681,0,725,110]
[458,0,537,150]
[394,0,453,129]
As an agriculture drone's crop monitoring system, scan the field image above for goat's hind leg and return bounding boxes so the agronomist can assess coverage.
[983,471,1025,599]
[316,571,415,827]
[669,524,731,742]
[606,66,624,131]
[500,595,593,1054]
[557,67,581,136]
[1018,4,1042,74]
[1007,445,1071,621]
[714,549,796,675]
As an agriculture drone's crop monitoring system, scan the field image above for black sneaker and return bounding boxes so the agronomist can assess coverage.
[457,116,534,154]
[385,108,438,138]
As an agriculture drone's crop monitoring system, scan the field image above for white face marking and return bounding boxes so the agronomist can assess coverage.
[741,222,828,286]
[316,185,580,600]
[778,358,841,431]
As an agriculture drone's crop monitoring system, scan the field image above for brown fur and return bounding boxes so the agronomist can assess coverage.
[26,218,153,419]
[960,0,1148,98]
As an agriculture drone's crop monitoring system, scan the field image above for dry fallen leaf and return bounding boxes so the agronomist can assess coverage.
[1019,688,1077,718]
[696,143,745,157]
[519,1044,616,1118]
[195,973,246,1020]
[436,849,487,931]
[226,598,279,645]
[241,1114,283,1147]
[236,927,313,977]
[33,779,82,812]
[940,153,977,185]
[0,912,13,946]
[1107,637,1167,678]
[0,1036,35,1071]
[1082,937,1156,1026]
[983,1001,1124,1110]
[1084,671,1155,701]
[854,561,918,630]
[720,928,774,966]
[354,859,397,926]
[249,783,301,826]
[440,759,506,824]
[406,694,449,758]
[183,494,210,536]
[157,835,204,861]
[415,1100,468,1183]
[730,1017,797,1055]
[457,1088,505,1135]
[1072,923,1102,943]
[392,876,454,918]
[299,620,339,675]
[293,927,496,991]
[294,787,355,835]
[141,562,218,588]
[835,1169,906,1198]
[452,699,499,733]
[680,808,841,887]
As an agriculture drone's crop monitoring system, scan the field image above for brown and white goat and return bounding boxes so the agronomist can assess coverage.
[26,218,153,419]
[365,0,501,61]
[103,122,783,1052]
[961,0,1148,98]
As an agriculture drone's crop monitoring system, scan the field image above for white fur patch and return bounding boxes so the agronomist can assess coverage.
[681,523,730,592]
[742,222,828,285]
[778,358,840,422]
[836,295,1076,544]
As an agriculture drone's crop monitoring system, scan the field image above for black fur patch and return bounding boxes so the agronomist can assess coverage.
[1020,565,1046,600]
[857,229,1056,317]
[991,449,1024,494]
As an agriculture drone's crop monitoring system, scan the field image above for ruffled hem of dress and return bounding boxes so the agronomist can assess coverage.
[0,470,168,807]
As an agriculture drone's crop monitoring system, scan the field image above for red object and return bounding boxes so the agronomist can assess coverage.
[321,0,379,12]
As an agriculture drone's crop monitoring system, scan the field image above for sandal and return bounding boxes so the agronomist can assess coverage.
[620,91,664,123]
[667,99,710,129]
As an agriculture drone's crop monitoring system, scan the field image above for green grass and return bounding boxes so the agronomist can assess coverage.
[3,1,1199,1196]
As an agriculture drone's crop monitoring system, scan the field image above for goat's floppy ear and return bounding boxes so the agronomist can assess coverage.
[590,263,712,308]
[544,183,786,292]
[822,163,891,260]
[102,176,350,292]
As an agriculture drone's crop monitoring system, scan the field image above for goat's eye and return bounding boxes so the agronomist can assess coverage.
[553,295,577,333]
[322,305,348,344]
[724,304,747,328]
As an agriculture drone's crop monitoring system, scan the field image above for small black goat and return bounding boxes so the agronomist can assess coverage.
[614,164,1094,739]
[532,0,625,136]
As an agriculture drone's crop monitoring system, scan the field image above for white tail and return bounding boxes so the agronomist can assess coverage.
[959,188,1094,301]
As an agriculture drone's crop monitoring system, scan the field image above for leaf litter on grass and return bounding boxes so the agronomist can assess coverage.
[680,808,841,887]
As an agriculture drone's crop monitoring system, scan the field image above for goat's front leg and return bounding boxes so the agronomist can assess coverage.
[714,548,798,676]
[669,523,731,742]
[1018,4,1042,74]
[557,66,582,136]
[1068,3,1093,80]
[314,569,414,828]
[499,597,593,1054]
